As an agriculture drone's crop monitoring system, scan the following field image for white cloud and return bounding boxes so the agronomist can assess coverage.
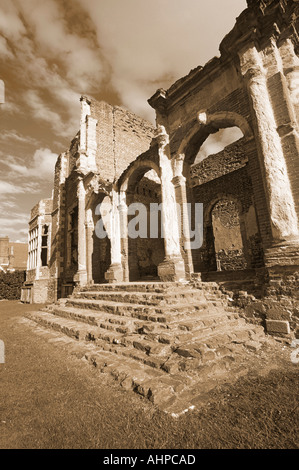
[195,127,244,163]
[0,100,21,114]
[0,0,26,41]
[0,212,29,240]
[0,215,29,227]
[80,0,247,120]
[0,130,39,146]
[14,0,104,90]
[5,148,58,179]
[0,36,14,58]
[0,180,39,195]
[23,90,78,138]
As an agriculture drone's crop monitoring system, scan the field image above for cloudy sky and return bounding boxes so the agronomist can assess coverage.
[0,0,247,242]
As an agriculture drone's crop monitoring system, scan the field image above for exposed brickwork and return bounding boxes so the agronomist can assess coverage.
[90,100,154,182]
[190,138,248,186]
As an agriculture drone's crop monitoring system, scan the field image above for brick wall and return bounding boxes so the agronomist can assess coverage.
[90,100,154,182]
[191,165,263,272]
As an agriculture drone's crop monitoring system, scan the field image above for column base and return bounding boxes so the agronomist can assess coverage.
[158,256,186,282]
[105,263,124,283]
[73,270,88,286]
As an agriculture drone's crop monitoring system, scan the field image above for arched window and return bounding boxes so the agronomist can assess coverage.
[194,126,243,164]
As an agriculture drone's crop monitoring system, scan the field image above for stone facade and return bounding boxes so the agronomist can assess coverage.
[0,236,27,272]
[23,0,299,338]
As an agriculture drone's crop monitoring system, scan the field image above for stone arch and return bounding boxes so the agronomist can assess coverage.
[118,159,165,281]
[119,158,161,193]
[176,110,253,169]
[85,190,112,284]
[173,110,257,274]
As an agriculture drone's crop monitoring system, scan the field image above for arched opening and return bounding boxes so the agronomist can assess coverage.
[89,193,111,284]
[194,127,244,164]
[123,165,165,281]
[211,199,247,271]
[184,124,246,273]
[179,113,263,274]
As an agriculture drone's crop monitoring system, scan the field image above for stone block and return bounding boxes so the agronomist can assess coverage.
[266,319,290,335]
[105,263,123,283]
[158,256,186,282]
[266,305,291,321]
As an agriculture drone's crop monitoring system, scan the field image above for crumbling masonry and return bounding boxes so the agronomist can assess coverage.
[23,0,299,345]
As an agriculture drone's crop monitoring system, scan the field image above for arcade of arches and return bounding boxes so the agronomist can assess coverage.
[22,0,299,340]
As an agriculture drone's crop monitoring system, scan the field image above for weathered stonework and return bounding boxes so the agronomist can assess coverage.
[23,0,299,340]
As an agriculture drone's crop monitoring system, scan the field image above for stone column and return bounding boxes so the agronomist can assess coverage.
[105,189,124,283]
[239,44,299,252]
[156,126,186,282]
[77,96,97,174]
[118,191,129,282]
[35,217,42,281]
[279,38,299,122]
[172,158,194,277]
[74,178,87,285]
[85,208,94,284]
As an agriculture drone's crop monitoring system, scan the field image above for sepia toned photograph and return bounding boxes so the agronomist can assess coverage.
[0,0,298,455]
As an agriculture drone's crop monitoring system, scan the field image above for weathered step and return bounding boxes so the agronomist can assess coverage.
[83,347,193,409]
[27,307,255,363]
[26,311,173,358]
[42,304,243,342]
[65,297,216,320]
[74,289,207,306]
[186,324,264,352]
[44,300,244,331]
[42,306,139,334]
[26,309,247,377]
[79,281,188,294]
[78,280,220,294]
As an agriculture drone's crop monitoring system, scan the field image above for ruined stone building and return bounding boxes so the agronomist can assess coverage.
[0,236,27,272]
[22,0,299,341]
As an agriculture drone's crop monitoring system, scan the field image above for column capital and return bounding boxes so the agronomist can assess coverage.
[77,177,86,199]
[238,44,266,79]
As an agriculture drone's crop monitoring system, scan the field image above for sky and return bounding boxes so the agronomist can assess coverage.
[0,0,247,242]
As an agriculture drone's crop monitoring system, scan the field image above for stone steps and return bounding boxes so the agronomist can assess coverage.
[40,304,245,344]
[79,281,219,293]
[44,303,235,328]
[28,308,248,356]
[74,289,210,305]
[26,308,257,401]
[26,280,268,413]
[64,295,228,320]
